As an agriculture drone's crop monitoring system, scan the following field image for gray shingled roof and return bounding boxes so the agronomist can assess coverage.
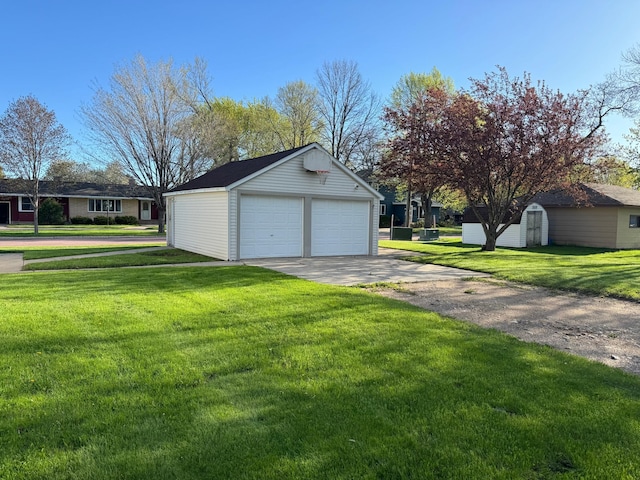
[0,179,153,199]
[534,183,640,207]
[169,145,309,192]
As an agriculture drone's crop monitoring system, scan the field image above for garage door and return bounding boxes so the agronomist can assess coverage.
[240,195,303,259]
[312,199,369,256]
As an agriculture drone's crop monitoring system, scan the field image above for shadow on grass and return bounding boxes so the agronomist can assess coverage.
[1,268,640,478]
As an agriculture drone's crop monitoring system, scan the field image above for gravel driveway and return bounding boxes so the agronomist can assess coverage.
[372,278,640,376]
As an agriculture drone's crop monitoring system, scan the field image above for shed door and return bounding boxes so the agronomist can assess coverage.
[526,211,543,247]
[312,199,369,256]
[240,195,303,259]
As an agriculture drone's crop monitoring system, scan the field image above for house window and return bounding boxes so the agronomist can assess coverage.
[88,199,122,213]
[379,202,387,215]
[630,215,640,228]
[19,196,34,212]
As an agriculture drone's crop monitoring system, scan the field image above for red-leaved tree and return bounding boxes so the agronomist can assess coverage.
[438,69,606,250]
[385,67,607,250]
[382,87,452,227]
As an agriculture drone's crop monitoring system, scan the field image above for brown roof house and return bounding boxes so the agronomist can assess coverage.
[0,179,158,225]
[533,183,640,249]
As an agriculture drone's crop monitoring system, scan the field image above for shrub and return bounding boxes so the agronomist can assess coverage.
[38,199,65,225]
[70,216,94,225]
[93,216,116,225]
[379,215,391,228]
[115,215,139,225]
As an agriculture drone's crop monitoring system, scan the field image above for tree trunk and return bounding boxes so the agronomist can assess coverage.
[483,232,497,251]
[33,193,39,235]
[157,207,165,234]
[422,191,433,228]
[33,206,39,235]
[404,189,412,227]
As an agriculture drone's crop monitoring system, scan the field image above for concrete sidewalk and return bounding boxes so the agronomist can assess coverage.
[0,254,25,274]
[0,247,170,274]
[0,246,486,286]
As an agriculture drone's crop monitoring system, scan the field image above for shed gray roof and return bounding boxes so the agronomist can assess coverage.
[534,183,640,207]
[169,145,309,192]
[0,179,153,199]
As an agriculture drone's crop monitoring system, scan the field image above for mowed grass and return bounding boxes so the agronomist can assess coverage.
[0,225,163,237]
[1,267,640,479]
[23,248,216,270]
[380,239,640,301]
[0,245,161,260]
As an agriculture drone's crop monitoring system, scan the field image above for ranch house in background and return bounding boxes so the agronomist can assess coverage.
[0,179,158,225]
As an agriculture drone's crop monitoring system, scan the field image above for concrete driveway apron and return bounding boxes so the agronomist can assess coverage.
[245,248,488,286]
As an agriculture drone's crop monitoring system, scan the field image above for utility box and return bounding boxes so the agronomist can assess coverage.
[419,228,440,241]
[391,227,413,240]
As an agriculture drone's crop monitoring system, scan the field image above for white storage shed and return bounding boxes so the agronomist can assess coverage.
[164,143,384,261]
[462,202,549,248]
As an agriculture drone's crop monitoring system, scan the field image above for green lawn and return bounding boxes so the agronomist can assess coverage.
[380,239,640,301]
[0,225,163,236]
[1,267,639,479]
[413,226,462,236]
[23,248,215,270]
[0,245,161,260]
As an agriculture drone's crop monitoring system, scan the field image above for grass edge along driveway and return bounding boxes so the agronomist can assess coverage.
[380,239,640,302]
[1,266,639,479]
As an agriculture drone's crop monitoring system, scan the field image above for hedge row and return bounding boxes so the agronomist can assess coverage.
[70,215,139,225]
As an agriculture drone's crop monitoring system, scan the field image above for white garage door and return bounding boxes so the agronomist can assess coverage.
[312,199,370,256]
[240,195,303,259]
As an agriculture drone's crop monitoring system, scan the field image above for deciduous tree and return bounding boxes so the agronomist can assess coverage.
[271,80,323,149]
[590,156,639,188]
[389,68,455,110]
[0,95,70,233]
[81,55,214,233]
[430,68,606,250]
[382,68,455,227]
[316,60,381,168]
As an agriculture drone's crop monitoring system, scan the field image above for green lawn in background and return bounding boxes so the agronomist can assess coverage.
[1,266,639,479]
[380,239,640,301]
[0,225,163,237]
[23,248,215,270]
[0,245,160,260]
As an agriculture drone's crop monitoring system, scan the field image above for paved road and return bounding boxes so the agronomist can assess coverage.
[0,235,165,247]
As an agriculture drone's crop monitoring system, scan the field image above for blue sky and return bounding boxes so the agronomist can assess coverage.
[2,0,639,159]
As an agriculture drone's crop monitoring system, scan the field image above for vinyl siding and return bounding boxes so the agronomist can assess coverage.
[546,207,617,248]
[616,207,640,249]
[240,155,376,200]
[370,201,379,255]
[229,190,238,261]
[172,191,229,260]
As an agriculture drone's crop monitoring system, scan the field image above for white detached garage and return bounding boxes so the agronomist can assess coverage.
[164,143,384,261]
